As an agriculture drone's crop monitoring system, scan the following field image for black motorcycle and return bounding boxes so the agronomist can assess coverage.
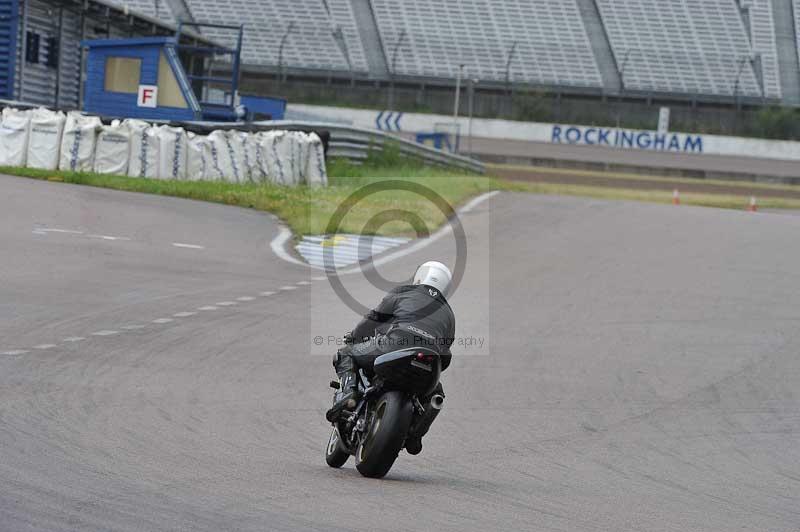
[325,346,445,478]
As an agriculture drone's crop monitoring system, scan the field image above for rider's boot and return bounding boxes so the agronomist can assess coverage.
[326,354,360,422]
[405,396,442,455]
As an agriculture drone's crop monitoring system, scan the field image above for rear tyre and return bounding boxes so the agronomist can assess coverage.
[355,391,413,478]
[325,426,350,468]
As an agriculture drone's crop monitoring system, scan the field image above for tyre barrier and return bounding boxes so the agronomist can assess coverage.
[0,107,328,186]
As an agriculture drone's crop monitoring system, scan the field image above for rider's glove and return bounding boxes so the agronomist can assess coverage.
[344,331,355,345]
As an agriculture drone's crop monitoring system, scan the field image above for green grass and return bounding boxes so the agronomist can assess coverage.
[505,180,800,210]
[3,145,799,240]
[0,146,498,238]
[490,163,800,194]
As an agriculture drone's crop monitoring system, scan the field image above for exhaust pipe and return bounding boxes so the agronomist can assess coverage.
[430,394,445,410]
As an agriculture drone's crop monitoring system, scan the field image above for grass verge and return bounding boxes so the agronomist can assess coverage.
[3,147,799,240]
[0,147,498,238]
[504,180,800,210]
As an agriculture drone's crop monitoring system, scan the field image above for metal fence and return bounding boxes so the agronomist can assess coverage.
[252,120,485,174]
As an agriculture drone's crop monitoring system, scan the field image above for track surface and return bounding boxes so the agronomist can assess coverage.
[467,136,800,179]
[491,164,800,200]
[1,175,799,531]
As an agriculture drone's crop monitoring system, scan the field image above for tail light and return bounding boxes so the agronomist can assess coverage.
[415,352,435,363]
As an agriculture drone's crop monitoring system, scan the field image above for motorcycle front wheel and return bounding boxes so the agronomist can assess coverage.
[355,391,413,478]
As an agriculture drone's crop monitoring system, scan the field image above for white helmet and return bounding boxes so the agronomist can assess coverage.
[413,261,452,296]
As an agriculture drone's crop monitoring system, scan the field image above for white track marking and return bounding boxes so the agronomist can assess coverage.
[2,350,29,356]
[92,330,119,336]
[33,344,57,350]
[259,291,276,297]
[311,276,327,281]
[172,243,205,250]
[121,325,147,330]
[86,234,131,241]
[341,190,500,275]
[63,337,85,342]
[198,306,218,311]
[271,226,311,267]
[296,281,311,286]
[32,230,47,236]
[279,286,297,291]
[152,318,174,324]
[236,296,255,302]
[40,228,84,234]
[269,190,500,273]
[216,301,237,306]
[173,312,197,318]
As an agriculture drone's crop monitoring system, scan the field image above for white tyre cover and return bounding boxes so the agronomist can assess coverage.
[94,120,130,175]
[0,108,31,167]
[157,125,188,180]
[27,108,65,170]
[59,111,101,172]
[208,130,238,181]
[186,132,209,181]
[305,132,328,187]
[126,119,160,178]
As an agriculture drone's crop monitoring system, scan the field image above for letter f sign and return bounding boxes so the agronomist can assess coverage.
[137,85,158,108]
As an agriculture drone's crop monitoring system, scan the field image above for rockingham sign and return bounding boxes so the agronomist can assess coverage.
[289,104,800,163]
[551,125,704,154]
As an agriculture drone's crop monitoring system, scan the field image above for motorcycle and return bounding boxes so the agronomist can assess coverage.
[324,346,445,478]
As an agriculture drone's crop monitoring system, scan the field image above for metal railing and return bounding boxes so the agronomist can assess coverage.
[251,121,486,174]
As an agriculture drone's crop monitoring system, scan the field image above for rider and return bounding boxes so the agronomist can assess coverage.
[326,261,456,455]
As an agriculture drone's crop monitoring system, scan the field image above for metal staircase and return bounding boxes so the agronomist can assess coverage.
[175,21,243,120]
[772,0,800,104]
[350,0,389,79]
[575,0,622,93]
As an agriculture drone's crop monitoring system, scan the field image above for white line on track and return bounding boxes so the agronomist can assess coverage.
[259,291,276,297]
[236,296,255,302]
[63,337,85,342]
[341,190,500,275]
[33,344,57,350]
[92,330,119,336]
[121,325,147,330]
[216,301,237,306]
[39,228,84,234]
[279,286,297,291]
[311,276,327,281]
[271,226,310,267]
[1,350,29,356]
[152,318,174,324]
[172,243,205,250]
[198,306,218,311]
[269,190,500,273]
[173,312,197,317]
[296,281,311,286]
[87,235,131,241]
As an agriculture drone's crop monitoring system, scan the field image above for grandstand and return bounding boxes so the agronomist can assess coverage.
[104,0,800,105]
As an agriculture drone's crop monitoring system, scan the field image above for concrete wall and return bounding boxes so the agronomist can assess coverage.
[289,104,800,163]
[241,75,767,136]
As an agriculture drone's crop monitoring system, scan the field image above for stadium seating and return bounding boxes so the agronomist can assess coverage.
[595,0,777,98]
[112,0,798,102]
[370,0,603,88]
[182,0,369,72]
[108,0,177,23]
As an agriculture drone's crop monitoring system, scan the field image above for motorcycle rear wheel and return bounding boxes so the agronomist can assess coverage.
[355,391,413,478]
[325,426,350,468]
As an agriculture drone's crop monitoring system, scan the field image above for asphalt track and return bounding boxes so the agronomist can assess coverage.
[465,137,800,180]
[1,174,799,531]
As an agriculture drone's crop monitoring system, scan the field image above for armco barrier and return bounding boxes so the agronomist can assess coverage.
[249,121,485,174]
[0,99,485,176]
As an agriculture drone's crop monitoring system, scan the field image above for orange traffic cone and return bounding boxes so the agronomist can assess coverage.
[672,189,680,205]
[747,196,758,212]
